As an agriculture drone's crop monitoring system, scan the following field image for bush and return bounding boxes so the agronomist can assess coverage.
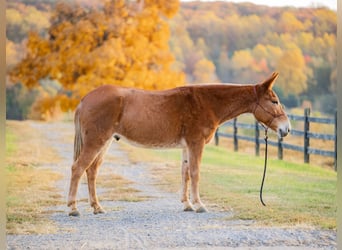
[318,94,336,115]
[6,83,38,120]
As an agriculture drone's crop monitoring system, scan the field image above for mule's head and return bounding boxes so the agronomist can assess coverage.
[252,72,291,138]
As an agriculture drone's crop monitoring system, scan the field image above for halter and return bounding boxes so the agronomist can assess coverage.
[253,85,285,130]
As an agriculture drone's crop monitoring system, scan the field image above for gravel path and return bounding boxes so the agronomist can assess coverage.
[7,121,336,250]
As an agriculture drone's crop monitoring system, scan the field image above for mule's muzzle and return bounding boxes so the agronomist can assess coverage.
[278,124,291,138]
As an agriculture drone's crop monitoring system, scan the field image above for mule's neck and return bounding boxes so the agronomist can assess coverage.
[200,84,256,125]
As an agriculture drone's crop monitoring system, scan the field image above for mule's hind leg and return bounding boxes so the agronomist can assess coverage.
[68,145,106,216]
[181,148,194,211]
[86,140,112,214]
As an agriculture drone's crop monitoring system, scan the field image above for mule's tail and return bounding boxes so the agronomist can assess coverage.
[73,106,83,162]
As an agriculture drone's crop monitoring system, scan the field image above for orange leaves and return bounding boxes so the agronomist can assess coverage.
[145,0,179,18]
[26,32,50,58]
[9,0,184,119]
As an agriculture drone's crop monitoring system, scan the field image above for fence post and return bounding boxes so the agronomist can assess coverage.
[304,108,310,163]
[215,129,219,146]
[255,121,260,156]
[334,110,337,171]
[278,137,283,160]
[233,118,238,152]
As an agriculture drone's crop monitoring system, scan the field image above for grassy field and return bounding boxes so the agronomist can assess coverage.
[122,141,337,229]
[6,121,63,234]
[6,120,337,233]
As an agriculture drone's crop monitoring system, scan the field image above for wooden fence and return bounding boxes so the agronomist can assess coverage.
[214,108,337,171]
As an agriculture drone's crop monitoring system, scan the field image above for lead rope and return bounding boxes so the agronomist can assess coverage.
[260,127,268,206]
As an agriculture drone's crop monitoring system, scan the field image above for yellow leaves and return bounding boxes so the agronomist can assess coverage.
[145,0,180,18]
[29,95,61,121]
[276,46,307,96]
[137,6,158,35]
[277,11,305,33]
[312,8,337,35]
[231,50,253,70]
[7,4,50,43]
[6,40,23,69]
[10,0,184,119]
[252,44,268,62]
[6,8,22,26]
[296,32,314,53]
[25,5,50,31]
[58,95,79,112]
[193,59,217,83]
[26,32,50,58]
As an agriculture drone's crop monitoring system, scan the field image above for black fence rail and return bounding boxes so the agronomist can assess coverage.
[215,108,337,171]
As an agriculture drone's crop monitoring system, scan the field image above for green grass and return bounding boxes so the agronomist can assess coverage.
[6,125,16,156]
[124,143,336,229]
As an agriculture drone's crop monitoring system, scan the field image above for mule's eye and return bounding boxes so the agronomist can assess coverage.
[271,100,278,105]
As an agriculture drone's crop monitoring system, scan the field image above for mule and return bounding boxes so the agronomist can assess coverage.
[67,72,290,216]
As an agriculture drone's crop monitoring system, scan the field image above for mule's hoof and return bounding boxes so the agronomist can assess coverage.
[196,206,208,213]
[94,207,106,215]
[183,201,195,212]
[183,206,195,212]
[69,210,80,217]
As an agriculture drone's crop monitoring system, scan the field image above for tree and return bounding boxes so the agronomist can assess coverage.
[264,45,283,69]
[230,49,255,82]
[217,49,231,82]
[296,32,314,54]
[193,59,217,83]
[10,0,184,117]
[6,39,24,70]
[231,49,253,70]
[6,83,39,120]
[276,46,307,96]
[312,8,337,36]
[277,11,304,33]
[6,4,50,43]
[252,44,268,61]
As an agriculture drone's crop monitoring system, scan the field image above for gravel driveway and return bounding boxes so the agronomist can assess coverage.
[7,121,336,250]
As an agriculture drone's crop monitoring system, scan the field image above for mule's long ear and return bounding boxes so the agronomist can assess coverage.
[260,72,279,90]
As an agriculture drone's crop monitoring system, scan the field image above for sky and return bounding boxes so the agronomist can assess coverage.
[183,0,337,10]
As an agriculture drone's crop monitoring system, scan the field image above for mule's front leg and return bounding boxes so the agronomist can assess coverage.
[188,143,208,213]
[181,148,194,211]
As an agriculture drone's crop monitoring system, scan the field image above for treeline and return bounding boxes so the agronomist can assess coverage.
[6,0,337,120]
[168,2,336,114]
[6,1,52,119]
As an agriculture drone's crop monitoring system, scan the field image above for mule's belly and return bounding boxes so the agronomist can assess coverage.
[113,133,186,149]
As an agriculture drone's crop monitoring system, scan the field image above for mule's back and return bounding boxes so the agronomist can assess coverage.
[79,85,198,148]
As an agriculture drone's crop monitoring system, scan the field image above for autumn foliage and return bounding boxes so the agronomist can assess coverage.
[10,0,184,117]
[7,1,337,119]
[170,2,336,99]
